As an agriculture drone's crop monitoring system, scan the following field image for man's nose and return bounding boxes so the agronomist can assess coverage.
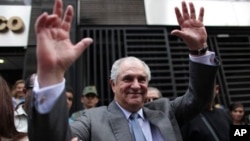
[131,79,140,88]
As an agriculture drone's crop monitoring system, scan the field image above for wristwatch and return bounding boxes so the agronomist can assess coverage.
[189,46,208,55]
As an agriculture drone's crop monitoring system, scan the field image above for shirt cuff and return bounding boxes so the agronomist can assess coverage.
[33,76,65,114]
[189,51,216,66]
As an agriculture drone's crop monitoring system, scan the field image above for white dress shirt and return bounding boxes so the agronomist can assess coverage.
[14,105,28,133]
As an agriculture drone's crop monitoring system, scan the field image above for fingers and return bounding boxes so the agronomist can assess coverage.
[35,12,48,33]
[175,1,204,23]
[37,0,74,33]
[75,38,93,53]
[182,1,189,20]
[52,0,63,18]
[174,1,193,25]
[174,7,184,26]
[198,7,204,22]
[189,2,196,20]
[171,29,186,39]
[52,0,74,32]
[45,15,60,27]
[61,5,74,32]
[189,2,204,22]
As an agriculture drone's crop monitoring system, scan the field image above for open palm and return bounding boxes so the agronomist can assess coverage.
[35,0,92,87]
[171,1,207,50]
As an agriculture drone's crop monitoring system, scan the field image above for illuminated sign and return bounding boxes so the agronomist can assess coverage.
[0,16,24,32]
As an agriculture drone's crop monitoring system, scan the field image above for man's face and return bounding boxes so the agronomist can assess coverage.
[111,60,148,112]
[15,83,25,98]
[81,93,99,109]
[145,89,160,103]
[66,92,73,110]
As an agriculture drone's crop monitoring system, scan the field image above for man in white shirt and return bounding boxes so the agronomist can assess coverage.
[15,73,35,135]
[28,0,219,141]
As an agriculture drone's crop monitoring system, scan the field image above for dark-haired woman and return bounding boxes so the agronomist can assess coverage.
[229,102,247,125]
[0,76,28,141]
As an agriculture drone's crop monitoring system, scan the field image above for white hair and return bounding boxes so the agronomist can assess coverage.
[110,56,151,84]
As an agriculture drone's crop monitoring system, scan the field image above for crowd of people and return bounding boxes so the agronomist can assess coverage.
[0,0,249,141]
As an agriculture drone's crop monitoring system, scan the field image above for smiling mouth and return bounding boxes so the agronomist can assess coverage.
[128,93,144,99]
[127,89,144,94]
[127,92,142,95]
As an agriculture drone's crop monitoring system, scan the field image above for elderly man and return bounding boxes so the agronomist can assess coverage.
[28,0,219,141]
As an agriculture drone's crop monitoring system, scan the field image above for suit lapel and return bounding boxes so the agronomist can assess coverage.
[144,107,176,141]
[108,101,133,141]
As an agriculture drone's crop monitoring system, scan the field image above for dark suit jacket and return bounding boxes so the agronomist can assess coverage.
[181,108,232,141]
[28,61,219,141]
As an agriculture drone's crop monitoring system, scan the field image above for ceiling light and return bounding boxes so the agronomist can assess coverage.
[0,59,5,64]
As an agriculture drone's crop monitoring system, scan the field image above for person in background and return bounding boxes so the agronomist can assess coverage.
[0,75,27,141]
[66,85,74,123]
[28,0,219,140]
[228,102,248,125]
[14,73,36,136]
[145,86,162,103]
[181,84,232,141]
[213,84,226,111]
[12,79,26,108]
[70,85,99,121]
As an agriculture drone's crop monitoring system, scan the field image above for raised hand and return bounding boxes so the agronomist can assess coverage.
[171,1,207,50]
[35,0,93,87]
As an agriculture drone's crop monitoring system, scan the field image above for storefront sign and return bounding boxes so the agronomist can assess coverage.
[0,5,31,47]
[0,16,24,32]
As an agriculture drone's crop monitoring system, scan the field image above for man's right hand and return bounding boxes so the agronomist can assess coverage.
[171,1,207,51]
[35,0,93,88]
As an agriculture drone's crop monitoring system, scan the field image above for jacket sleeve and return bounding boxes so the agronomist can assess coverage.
[171,60,219,126]
[28,90,72,141]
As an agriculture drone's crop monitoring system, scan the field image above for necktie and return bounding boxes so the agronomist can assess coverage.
[129,113,146,141]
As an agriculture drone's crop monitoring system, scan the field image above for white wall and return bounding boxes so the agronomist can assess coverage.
[144,0,250,26]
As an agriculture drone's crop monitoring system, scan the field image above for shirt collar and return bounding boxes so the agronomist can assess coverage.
[14,105,28,116]
[115,100,145,121]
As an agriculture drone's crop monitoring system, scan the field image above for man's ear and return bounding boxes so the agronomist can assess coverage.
[96,98,100,103]
[110,79,115,93]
